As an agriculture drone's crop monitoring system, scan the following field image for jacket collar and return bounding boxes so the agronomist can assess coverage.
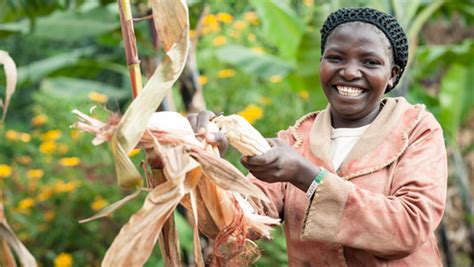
[294,97,424,180]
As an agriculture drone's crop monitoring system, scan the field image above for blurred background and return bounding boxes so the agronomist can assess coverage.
[0,0,473,266]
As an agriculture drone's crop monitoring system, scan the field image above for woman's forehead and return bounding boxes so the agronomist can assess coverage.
[325,22,392,55]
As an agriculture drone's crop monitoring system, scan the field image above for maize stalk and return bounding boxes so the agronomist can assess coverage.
[72,110,279,266]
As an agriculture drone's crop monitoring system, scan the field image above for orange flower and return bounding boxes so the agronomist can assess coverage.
[238,104,263,124]
[217,12,233,24]
[32,114,48,126]
[0,164,12,178]
[39,141,57,154]
[59,157,81,167]
[298,90,310,101]
[198,75,208,86]
[19,133,31,142]
[270,75,283,83]
[54,252,73,267]
[217,69,236,78]
[91,197,107,211]
[213,36,227,46]
[40,129,62,142]
[232,20,246,30]
[244,11,259,25]
[88,91,108,103]
[5,130,18,141]
[27,169,44,179]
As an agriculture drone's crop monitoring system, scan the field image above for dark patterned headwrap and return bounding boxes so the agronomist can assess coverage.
[320,7,409,91]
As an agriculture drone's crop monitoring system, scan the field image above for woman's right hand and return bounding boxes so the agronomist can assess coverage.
[186,110,229,156]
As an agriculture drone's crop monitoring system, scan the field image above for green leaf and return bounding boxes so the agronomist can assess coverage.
[40,77,128,100]
[295,29,320,76]
[216,45,293,78]
[438,64,466,141]
[31,6,118,41]
[250,0,305,61]
[17,47,95,84]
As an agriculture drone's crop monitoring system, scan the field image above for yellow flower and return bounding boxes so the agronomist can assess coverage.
[198,75,208,86]
[217,12,233,24]
[247,33,256,42]
[91,197,107,211]
[128,148,141,157]
[44,210,55,221]
[58,144,69,155]
[41,129,62,142]
[251,47,264,54]
[69,129,81,141]
[232,20,246,30]
[17,156,32,165]
[27,169,44,179]
[270,75,283,83]
[298,90,310,101]
[17,198,35,213]
[19,133,31,143]
[0,164,12,178]
[238,104,263,124]
[53,180,80,193]
[5,130,18,141]
[39,141,57,154]
[88,91,108,103]
[54,252,73,267]
[202,14,220,34]
[217,69,235,78]
[230,30,241,39]
[259,96,272,105]
[212,35,227,46]
[304,0,314,6]
[32,114,48,126]
[59,157,81,167]
[244,11,259,25]
[37,187,53,202]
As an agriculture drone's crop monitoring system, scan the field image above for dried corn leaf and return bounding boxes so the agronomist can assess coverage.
[0,50,17,122]
[111,0,189,188]
[0,238,16,267]
[0,204,36,267]
[188,147,269,202]
[102,168,201,266]
[79,189,142,223]
[158,213,181,266]
[189,188,204,267]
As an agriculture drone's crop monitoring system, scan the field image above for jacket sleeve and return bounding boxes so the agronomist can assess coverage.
[248,129,296,220]
[300,113,448,259]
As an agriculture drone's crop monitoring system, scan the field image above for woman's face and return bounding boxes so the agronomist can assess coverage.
[319,22,399,128]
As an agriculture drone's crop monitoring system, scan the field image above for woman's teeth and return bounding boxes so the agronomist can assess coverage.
[336,86,364,97]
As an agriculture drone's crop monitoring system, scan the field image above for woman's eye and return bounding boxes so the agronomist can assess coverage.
[325,55,342,62]
[363,59,380,66]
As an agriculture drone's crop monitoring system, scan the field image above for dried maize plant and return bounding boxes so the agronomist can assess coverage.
[0,51,37,267]
[72,0,278,266]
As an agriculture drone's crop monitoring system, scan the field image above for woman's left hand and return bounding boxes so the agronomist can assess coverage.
[240,138,320,191]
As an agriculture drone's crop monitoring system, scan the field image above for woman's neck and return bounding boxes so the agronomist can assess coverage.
[331,104,382,128]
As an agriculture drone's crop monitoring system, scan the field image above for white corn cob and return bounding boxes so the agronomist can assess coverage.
[212,115,271,156]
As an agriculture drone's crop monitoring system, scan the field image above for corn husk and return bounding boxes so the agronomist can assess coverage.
[0,203,37,267]
[0,50,17,122]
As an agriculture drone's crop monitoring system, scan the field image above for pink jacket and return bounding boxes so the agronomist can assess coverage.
[251,97,447,266]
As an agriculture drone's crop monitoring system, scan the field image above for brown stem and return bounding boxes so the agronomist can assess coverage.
[118,0,143,99]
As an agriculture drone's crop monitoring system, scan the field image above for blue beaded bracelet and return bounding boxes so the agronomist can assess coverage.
[305,168,328,199]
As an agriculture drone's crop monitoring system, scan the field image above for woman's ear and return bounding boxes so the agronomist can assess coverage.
[389,65,401,87]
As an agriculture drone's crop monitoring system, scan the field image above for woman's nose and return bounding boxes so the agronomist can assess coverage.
[340,62,362,80]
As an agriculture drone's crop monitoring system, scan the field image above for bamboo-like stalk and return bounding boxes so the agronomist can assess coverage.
[118,0,143,99]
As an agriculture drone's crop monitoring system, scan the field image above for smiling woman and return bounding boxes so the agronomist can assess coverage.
[188,7,448,267]
[320,22,399,128]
